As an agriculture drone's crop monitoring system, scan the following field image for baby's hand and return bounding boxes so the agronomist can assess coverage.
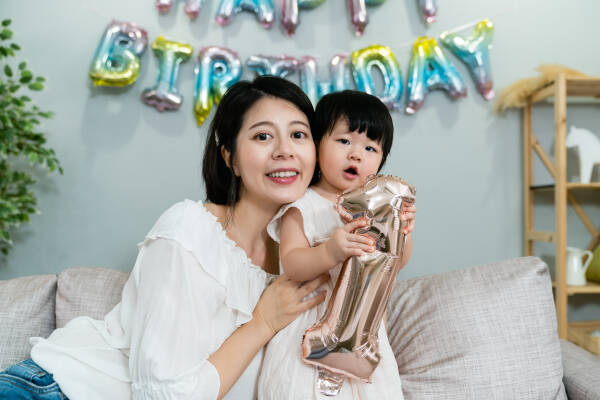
[401,203,417,235]
[325,218,376,265]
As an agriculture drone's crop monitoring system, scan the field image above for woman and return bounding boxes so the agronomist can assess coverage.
[0,76,327,400]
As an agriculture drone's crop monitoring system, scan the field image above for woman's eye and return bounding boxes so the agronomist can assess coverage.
[255,133,271,141]
[337,138,350,145]
[292,131,307,139]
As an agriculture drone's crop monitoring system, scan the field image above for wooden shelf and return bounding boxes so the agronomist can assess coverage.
[552,281,600,295]
[531,77,600,103]
[568,320,600,356]
[524,73,600,339]
[531,183,600,191]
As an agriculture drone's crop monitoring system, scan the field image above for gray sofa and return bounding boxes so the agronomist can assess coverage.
[1,257,599,399]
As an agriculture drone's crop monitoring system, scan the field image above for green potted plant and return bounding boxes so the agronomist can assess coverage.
[0,19,62,255]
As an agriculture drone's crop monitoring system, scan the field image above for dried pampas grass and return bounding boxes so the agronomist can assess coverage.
[493,64,592,113]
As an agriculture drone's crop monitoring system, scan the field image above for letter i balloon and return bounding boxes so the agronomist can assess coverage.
[89,20,148,87]
[440,19,495,100]
[142,36,193,112]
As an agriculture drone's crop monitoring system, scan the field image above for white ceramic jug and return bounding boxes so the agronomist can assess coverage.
[566,247,593,286]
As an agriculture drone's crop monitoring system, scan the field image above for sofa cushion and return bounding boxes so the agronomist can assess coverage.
[56,267,129,328]
[0,274,57,370]
[387,256,567,399]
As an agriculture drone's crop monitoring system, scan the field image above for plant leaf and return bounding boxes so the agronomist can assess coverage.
[3,64,12,77]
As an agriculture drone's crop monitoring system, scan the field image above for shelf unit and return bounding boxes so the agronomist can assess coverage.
[523,73,600,340]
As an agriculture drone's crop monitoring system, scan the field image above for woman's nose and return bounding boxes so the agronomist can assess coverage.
[274,137,294,159]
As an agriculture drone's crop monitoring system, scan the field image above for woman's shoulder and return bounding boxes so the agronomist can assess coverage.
[140,200,268,326]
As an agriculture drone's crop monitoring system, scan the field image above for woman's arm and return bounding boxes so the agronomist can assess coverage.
[208,274,329,399]
[128,238,329,400]
[280,208,375,282]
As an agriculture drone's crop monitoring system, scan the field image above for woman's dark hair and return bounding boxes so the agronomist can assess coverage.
[203,76,314,206]
[311,90,394,184]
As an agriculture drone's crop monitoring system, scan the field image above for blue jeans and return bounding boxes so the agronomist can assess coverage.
[0,359,68,399]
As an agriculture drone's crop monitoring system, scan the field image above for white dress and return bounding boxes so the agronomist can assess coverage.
[259,188,404,400]
[30,200,273,400]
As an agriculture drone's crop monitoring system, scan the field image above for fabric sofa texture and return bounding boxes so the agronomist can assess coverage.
[1,257,599,400]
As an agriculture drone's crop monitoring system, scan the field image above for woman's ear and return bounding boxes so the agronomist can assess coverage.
[220,146,240,176]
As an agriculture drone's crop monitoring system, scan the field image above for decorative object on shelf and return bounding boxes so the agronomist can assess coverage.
[0,19,63,255]
[215,0,276,28]
[298,55,350,106]
[440,19,494,100]
[351,44,403,110]
[281,0,325,36]
[494,64,592,113]
[565,126,600,184]
[302,175,416,394]
[193,46,242,125]
[142,36,193,112]
[566,247,593,286]
[585,244,600,283]
[405,37,467,114]
[418,0,437,24]
[89,20,148,87]
[246,54,299,77]
[156,0,205,18]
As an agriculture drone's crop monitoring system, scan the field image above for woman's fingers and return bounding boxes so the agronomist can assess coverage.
[297,290,327,312]
[299,274,329,298]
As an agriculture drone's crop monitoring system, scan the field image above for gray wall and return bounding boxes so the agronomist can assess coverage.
[1,0,599,320]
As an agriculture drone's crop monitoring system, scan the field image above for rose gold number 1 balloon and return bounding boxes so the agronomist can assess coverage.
[302,175,416,395]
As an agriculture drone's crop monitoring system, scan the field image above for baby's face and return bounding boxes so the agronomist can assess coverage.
[317,118,383,193]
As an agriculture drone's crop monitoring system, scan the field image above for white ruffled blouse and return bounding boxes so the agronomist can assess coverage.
[30,200,272,400]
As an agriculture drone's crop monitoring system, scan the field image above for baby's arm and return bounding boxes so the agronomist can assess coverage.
[280,208,375,282]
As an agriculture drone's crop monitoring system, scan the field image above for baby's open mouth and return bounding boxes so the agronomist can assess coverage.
[344,167,358,176]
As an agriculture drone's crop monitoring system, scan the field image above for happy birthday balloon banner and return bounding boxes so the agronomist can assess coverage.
[88,18,493,124]
[156,0,438,36]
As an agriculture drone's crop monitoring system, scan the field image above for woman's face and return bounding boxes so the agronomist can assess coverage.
[230,97,316,208]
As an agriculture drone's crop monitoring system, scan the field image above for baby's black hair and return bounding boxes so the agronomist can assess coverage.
[311,90,393,184]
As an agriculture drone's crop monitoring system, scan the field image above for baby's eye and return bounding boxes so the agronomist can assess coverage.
[255,132,272,141]
[292,131,307,139]
[337,138,350,145]
[365,146,378,153]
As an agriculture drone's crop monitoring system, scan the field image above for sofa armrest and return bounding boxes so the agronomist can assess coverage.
[561,339,600,400]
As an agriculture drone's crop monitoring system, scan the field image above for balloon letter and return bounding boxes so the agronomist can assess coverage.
[418,0,437,24]
[347,0,385,36]
[193,47,242,126]
[405,37,467,114]
[299,55,350,105]
[142,36,193,112]
[246,55,299,78]
[89,20,148,87]
[281,0,326,36]
[351,44,403,109]
[156,0,205,18]
[440,19,494,100]
[215,0,275,28]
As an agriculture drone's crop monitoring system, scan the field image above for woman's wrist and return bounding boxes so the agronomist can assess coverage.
[250,310,276,343]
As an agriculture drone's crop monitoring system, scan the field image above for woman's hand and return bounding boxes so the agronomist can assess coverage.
[324,218,376,265]
[253,273,330,336]
[401,203,417,235]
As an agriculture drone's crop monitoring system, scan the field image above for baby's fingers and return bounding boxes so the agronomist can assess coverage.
[343,218,369,233]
